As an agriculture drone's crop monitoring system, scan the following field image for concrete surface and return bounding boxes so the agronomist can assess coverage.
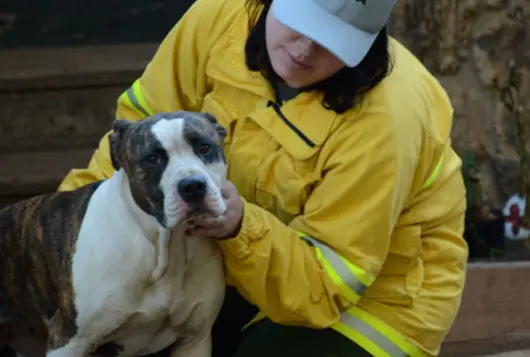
[480,349,530,357]
[440,262,530,357]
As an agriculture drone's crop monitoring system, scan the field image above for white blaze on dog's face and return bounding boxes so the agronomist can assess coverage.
[109,112,228,229]
[151,114,228,228]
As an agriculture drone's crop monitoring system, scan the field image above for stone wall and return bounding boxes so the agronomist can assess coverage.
[388,0,530,213]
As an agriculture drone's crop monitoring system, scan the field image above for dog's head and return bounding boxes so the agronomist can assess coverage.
[109,111,228,228]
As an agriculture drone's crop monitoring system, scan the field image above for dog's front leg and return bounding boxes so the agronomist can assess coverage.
[169,334,212,357]
[46,310,135,357]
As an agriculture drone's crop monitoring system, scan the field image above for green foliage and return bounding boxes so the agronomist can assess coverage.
[460,151,505,260]
[460,151,481,208]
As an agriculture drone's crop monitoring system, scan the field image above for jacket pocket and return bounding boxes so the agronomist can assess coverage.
[255,147,319,224]
[363,224,424,307]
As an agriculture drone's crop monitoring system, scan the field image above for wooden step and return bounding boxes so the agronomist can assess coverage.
[0,149,95,201]
[441,262,530,357]
[0,43,157,91]
[0,43,157,210]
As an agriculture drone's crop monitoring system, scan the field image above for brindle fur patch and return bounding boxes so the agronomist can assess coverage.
[110,115,167,225]
[0,181,102,350]
[177,111,227,148]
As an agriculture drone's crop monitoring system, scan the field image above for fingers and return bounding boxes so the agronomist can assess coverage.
[189,216,223,228]
[221,180,237,198]
[184,216,223,237]
[221,190,230,199]
[184,180,243,239]
[185,226,219,237]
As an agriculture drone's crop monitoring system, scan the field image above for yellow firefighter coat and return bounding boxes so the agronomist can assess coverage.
[58,0,469,355]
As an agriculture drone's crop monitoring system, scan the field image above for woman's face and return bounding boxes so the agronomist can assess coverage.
[265,5,345,88]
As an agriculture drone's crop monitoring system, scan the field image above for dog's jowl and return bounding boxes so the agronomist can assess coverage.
[0,112,228,357]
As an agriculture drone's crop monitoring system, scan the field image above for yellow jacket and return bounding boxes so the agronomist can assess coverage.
[58,0,468,355]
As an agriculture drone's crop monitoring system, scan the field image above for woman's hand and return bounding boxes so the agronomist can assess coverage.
[184,180,244,239]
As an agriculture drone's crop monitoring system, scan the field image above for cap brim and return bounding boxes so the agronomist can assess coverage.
[272,0,378,68]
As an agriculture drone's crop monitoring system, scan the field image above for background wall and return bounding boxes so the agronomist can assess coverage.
[0,0,194,48]
[389,0,530,213]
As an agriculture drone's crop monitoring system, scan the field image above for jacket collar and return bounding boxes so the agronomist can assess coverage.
[208,37,342,159]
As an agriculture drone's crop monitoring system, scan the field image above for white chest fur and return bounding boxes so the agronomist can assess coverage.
[47,171,225,357]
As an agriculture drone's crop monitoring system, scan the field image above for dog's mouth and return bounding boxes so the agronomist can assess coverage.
[179,194,226,222]
[166,183,226,229]
[167,203,221,230]
[185,204,215,218]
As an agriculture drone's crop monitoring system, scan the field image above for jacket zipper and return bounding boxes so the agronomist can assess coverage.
[267,101,316,148]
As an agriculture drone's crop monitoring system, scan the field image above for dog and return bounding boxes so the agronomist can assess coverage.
[0,111,229,357]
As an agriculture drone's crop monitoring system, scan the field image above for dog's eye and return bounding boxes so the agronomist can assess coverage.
[198,144,212,155]
[145,153,163,167]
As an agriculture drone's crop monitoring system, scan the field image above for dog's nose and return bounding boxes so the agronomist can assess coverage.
[177,176,208,203]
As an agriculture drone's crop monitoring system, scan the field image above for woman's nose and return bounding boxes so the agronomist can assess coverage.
[293,37,319,57]
[299,36,318,50]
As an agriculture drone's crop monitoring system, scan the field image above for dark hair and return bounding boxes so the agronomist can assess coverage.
[244,0,393,114]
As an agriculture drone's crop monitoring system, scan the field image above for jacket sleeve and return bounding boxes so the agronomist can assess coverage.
[217,112,414,327]
[57,0,225,192]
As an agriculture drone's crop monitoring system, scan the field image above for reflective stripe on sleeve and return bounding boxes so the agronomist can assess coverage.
[297,232,375,304]
[333,306,430,357]
[242,232,429,357]
[119,79,154,118]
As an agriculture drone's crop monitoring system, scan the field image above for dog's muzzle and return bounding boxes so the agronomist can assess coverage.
[177,175,212,216]
[178,175,207,203]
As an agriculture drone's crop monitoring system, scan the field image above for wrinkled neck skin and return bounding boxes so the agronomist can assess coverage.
[111,169,176,280]
[108,169,220,281]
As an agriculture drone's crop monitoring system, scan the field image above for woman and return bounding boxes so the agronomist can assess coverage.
[58,0,469,356]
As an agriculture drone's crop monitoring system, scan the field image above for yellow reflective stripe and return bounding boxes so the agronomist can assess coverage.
[334,320,393,357]
[242,311,266,331]
[119,90,145,118]
[333,306,430,357]
[121,79,154,117]
[297,233,375,304]
[244,308,428,357]
[421,151,445,190]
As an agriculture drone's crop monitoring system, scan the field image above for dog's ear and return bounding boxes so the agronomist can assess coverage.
[109,119,133,171]
[214,123,227,145]
[201,112,227,145]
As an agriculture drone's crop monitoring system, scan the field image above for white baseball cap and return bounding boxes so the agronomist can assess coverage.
[272,0,398,67]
